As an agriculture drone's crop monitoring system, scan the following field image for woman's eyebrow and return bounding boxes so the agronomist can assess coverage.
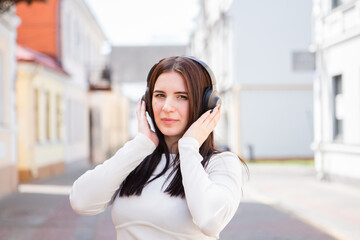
[153,90,164,93]
[153,90,188,95]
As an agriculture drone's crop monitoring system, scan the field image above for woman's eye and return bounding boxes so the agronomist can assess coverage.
[178,95,188,100]
[155,94,165,98]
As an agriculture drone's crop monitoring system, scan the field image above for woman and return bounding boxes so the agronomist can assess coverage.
[70,56,247,239]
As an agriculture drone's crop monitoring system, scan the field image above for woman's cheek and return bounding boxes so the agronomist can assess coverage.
[152,101,160,122]
[152,101,160,113]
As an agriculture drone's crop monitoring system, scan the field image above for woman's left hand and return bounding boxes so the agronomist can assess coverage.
[183,105,221,146]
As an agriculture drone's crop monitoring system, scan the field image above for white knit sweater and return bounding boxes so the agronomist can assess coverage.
[70,133,244,240]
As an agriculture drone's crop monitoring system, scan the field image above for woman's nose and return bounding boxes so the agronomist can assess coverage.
[162,97,175,112]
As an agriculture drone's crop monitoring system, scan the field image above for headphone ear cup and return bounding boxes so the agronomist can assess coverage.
[202,88,213,112]
[203,88,221,111]
[208,91,221,109]
[142,89,150,111]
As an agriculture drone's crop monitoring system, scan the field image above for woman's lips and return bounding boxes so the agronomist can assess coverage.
[161,118,178,125]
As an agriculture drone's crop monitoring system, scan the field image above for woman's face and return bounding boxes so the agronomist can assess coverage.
[152,71,190,143]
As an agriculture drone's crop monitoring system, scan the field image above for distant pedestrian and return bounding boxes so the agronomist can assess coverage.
[70,56,247,240]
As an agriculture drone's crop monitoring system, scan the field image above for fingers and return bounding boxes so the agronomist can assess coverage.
[208,107,221,129]
[197,109,212,124]
[203,105,221,126]
[136,99,140,119]
[183,105,221,145]
[197,105,220,123]
[137,100,148,131]
[140,100,146,119]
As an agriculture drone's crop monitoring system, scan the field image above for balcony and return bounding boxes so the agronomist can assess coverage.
[0,0,47,13]
[88,65,112,91]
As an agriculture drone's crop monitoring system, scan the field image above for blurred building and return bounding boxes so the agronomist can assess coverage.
[312,0,360,183]
[88,87,130,164]
[110,46,186,137]
[189,0,314,160]
[15,0,128,182]
[0,6,20,196]
[88,62,130,164]
[16,45,68,181]
[57,0,125,165]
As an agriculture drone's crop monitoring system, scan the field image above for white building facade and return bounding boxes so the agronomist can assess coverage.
[190,0,314,160]
[0,7,20,196]
[59,0,109,164]
[312,0,360,182]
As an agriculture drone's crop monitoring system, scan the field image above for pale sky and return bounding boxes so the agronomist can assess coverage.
[85,0,200,46]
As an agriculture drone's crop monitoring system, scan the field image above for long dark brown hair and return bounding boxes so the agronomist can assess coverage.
[117,56,245,198]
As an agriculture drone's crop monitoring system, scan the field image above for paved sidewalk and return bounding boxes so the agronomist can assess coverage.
[0,161,116,240]
[241,163,360,240]
[0,161,357,239]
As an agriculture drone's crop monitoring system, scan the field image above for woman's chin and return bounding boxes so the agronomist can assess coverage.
[160,128,185,139]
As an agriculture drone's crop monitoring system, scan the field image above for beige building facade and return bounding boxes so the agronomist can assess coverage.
[88,88,130,165]
[16,45,68,181]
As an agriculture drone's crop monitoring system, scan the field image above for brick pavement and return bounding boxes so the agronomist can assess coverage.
[0,161,353,240]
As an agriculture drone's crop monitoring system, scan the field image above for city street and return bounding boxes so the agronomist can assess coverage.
[0,161,359,240]
[1,1,360,240]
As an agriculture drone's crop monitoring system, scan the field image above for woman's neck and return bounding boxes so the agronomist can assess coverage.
[164,136,180,154]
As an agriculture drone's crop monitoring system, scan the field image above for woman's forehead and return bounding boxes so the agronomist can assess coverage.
[154,72,187,91]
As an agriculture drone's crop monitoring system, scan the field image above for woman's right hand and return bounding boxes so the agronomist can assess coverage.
[136,100,159,146]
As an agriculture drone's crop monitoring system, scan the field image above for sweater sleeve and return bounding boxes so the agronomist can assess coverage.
[178,137,244,238]
[69,133,156,215]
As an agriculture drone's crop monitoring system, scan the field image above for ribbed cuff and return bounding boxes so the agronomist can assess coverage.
[135,133,157,151]
[178,137,200,151]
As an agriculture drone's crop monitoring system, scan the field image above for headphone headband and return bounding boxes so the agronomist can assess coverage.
[146,56,217,89]
[181,56,217,91]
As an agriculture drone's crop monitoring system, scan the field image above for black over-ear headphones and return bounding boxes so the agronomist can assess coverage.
[142,56,221,112]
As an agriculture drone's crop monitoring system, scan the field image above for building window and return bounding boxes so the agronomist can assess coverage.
[333,75,343,140]
[34,88,40,142]
[46,91,51,140]
[0,52,4,125]
[74,20,80,46]
[331,0,351,9]
[56,94,62,140]
[74,19,81,61]
[332,0,342,8]
[67,99,85,143]
[66,12,71,58]
[66,99,71,142]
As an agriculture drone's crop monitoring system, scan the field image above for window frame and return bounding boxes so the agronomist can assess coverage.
[0,52,4,125]
[332,74,343,141]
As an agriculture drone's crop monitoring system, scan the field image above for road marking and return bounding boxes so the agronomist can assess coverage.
[18,184,72,195]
